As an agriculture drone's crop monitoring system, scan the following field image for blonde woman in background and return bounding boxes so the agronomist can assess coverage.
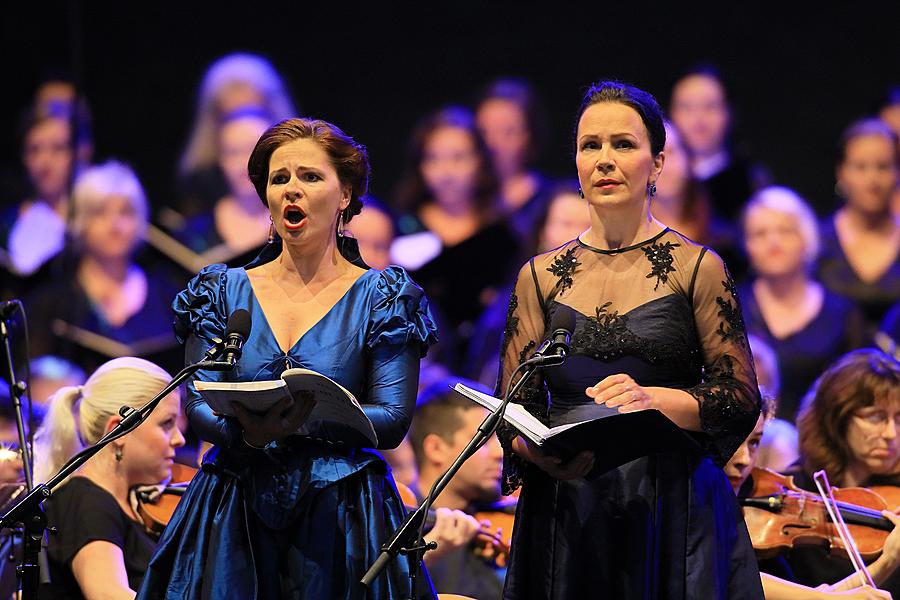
[170,52,297,222]
[33,357,185,600]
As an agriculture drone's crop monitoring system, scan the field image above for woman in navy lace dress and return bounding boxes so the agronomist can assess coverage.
[497,82,763,599]
[138,118,438,599]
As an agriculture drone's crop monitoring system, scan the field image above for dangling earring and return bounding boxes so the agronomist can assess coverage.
[834,182,845,199]
[648,183,657,198]
[579,189,585,200]
[267,218,275,244]
[114,447,123,462]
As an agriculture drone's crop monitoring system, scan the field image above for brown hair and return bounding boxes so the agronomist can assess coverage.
[575,80,666,156]
[392,106,499,219]
[247,117,369,226]
[408,377,489,470]
[797,349,900,485]
[838,117,900,167]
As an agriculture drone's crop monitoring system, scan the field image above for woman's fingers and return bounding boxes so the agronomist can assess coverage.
[585,374,630,398]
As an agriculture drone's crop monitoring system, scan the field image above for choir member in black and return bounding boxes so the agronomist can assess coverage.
[669,64,769,224]
[497,80,762,599]
[391,106,519,369]
[168,52,296,224]
[475,77,554,239]
[26,161,181,375]
[33,357,185,600]
[345,198,395,271]
[463,180,591,385]
[740,186,865,421]
[817,119,900,335]
[654,120,747,280]
[164,107,272,267]
[1,100,88,297]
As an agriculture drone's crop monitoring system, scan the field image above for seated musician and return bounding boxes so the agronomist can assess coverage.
[408,378,508,599]
[32,357,185,600]
[726,349,900,598]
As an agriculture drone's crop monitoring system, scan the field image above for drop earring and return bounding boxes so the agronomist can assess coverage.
[648,183,657,198]
[267,218,275,244]
[579,189,585,200]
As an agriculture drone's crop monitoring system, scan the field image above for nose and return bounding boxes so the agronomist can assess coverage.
[730,442,750,470]
[595,144,614,173]
[883,418,898,441]
[172,426,186,448]
[283,175,302,198]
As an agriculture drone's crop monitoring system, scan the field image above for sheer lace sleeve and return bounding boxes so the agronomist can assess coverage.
[494,259,551,494]
[687,248,761,466]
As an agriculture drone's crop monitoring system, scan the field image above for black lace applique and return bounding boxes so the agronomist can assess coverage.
[570,302,698,366]
[689,353,760,466]
[641,241,681,291]
[499,291,520,357]
[547,247,580,293]
[714,276,747,345]
[518,339,536,365]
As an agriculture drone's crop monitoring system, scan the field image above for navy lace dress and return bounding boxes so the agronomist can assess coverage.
[137,255,438,600]
[497,229,763,599]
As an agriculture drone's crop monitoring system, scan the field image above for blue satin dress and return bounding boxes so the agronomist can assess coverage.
[137,258,438,600]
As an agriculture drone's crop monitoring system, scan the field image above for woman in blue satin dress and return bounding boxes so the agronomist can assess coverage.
[497,82,764,599]
[138,118,438,599]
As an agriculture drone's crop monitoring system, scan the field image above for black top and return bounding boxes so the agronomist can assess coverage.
[817,217,900,336]
[739,281,866,421]
[702,155,769,224]
[25,259,182,376]
[40,477,156,600]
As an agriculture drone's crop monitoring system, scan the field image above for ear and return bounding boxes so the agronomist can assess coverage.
[104,414,123,436]
[421,433,448,466]
[649,151,665,185]
[339,186,352,212]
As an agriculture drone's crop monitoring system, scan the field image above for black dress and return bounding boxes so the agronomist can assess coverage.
[817,217,900,336]
[739,282,866,421]
[498,228,763,599]
[25,262,182,376]
[39,477,157,599]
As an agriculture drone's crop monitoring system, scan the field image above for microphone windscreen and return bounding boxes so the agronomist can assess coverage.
[549,308,576,334]
[225,309,252,339]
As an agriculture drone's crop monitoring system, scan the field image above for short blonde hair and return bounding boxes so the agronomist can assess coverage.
[33,357,176,483]
[70,160,148,245]
[742,185,820,266]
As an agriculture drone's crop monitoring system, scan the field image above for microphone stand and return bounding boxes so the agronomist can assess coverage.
[0,338,233,600]
[361,353,554,598]
[1,301,51,589]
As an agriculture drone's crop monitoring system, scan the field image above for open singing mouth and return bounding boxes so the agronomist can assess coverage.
[283,204,307,229]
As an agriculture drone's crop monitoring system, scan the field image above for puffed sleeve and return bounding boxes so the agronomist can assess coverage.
[172,264,241,448]
[687,248,761,466]
[363,266,438,449]
[494,260,550,494]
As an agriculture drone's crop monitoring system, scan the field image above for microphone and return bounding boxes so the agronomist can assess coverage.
[220,309,252,368]
[531,310,575,367]
[0,300,21,320]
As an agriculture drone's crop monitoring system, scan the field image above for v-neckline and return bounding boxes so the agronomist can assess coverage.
[240,267,372,354]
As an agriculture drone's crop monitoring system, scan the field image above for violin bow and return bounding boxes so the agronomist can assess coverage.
[813,470,876,588]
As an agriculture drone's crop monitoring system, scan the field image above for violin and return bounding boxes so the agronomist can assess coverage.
[135,463,198,535]
[394,480,515,567]
[741,467,900,561]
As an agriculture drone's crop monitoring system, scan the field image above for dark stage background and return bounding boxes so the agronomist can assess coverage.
[3,3,899,215]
